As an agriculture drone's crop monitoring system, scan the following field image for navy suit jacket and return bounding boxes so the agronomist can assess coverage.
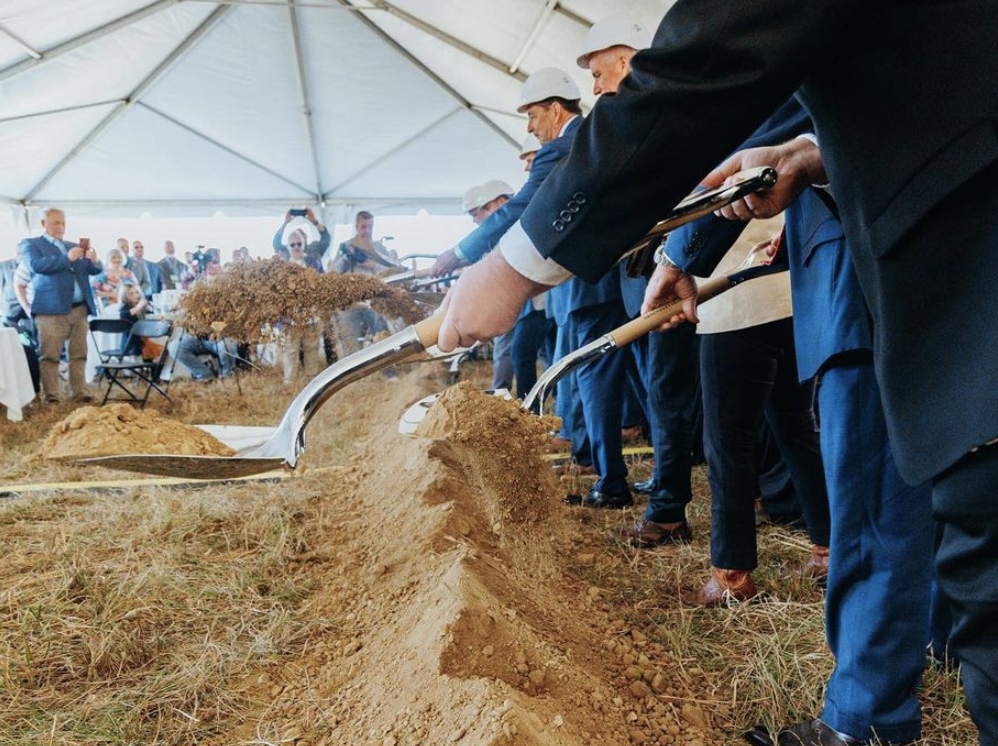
[458,116,582,264]
[20,235,101,316]
[146,260,166,296]
[667,99,871,382]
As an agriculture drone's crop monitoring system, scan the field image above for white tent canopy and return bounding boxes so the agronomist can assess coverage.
[0,0,674,225]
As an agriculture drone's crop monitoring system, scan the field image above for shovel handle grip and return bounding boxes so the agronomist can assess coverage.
[608,276,732,347]
[414,311,445,348]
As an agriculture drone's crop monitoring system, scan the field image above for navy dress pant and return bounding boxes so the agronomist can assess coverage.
[553,319,591,466]
[818,353,934,743]
[700,318,830,569]
[511,309,551,399]
[573,302,633,496]
[631,323,700,523]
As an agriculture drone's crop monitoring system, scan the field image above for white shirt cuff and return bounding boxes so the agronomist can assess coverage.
[795,133,831,189]
[453,244,468,262]
[498,220,573,286]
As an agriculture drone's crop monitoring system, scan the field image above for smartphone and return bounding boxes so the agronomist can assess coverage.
[79,237,91,249]
[290,208,307,217]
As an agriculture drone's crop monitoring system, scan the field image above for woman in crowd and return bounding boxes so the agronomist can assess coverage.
[91,248,134,306]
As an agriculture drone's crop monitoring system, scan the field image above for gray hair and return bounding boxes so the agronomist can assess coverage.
[41,207,65,222]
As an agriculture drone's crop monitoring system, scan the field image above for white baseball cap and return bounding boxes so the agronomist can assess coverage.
[576,16,651,68]
[478,179,514,205]
[519,133,541,158]
[517,67,581,112]
[461,184,483,213]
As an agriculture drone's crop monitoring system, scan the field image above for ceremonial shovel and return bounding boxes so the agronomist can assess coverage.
[398,252,788,435]
[69,168,776,480]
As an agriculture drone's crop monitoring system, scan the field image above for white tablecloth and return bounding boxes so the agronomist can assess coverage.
[0,327,35,421]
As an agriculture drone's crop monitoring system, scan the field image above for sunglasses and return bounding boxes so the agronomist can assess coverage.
[289,242,304,248]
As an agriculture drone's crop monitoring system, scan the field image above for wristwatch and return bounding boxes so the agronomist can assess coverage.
[653,242,683,271]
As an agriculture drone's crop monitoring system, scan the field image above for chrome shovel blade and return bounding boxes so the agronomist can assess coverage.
[67,454,288,480]
[398,388,513,436]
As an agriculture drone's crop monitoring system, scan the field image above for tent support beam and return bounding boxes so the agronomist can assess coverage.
[366,1,526,83]
[553,3,592,28]
[508,0,558,74]
[0,193,20,205]
[334,0,518,150]
[138,102,315,196]
[29,197,463,208]
[0,22,42,59]
[0,0,181,86]
[323,106,461,199]
[287,0,324,201]
[0,99,125,125]
[23,5,233,203]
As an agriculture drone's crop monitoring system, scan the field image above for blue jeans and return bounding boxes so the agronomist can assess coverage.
[177,335,235,380]
[819,353,934,743]
[700,318,830,569]
[632,324,700,523]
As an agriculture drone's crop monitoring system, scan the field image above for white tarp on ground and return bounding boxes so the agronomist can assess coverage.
[0,0,675,225]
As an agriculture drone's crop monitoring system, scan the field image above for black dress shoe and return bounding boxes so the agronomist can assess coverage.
[755,718,915,746]
[632,478,655,494]
[582,488,633,510]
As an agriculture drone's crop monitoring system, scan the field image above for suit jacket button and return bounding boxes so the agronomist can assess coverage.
[573,191,586,204]
[559,210,573,221]
[568,203,580,213]
[552,220,565,232]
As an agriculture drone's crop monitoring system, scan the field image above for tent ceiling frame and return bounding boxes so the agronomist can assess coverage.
[0,193,20,205]
[334,0,518,150]
[23,5,234,203]
[553,3,591,28]
[30,197,463,207]
[0,22,42,59]
[287,0,324,201]
[366,1,526,83]
[323,106,462,199]
[0,99,125,125]
[138,102,315,196]
[509,0,559,74]
[0,0,182,86]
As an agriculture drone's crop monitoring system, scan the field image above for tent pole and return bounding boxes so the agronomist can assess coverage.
[22,5,233,203]
[334,0,518,150]
[553,3,592,28]
[0,0,181,86]
[287,1,325,203]
[0,22,42,59]
[508,0,558,74]
[138,103,315,196]
[367,1,526,83]
[0,99,126,125]
[323,106,462,199]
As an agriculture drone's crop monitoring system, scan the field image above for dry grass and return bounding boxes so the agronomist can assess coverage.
[0,363,978,745]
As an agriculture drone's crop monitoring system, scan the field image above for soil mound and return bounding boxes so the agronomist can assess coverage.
[417,382,561,525]
[42,404,236,460]
[227,375,722,746]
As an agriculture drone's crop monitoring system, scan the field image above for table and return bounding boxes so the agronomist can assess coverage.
[0,327,35,421]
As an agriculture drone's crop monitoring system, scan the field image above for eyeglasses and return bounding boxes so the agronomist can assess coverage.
[289,242,304,248]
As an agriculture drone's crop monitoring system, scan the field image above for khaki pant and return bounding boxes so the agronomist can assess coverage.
[281,325,325,383]
[36,304,89,400]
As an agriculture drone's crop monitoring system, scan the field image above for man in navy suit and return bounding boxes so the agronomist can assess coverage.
[671,100,935,743]
[430,68,584,278]
[435,2,997,741]
[20,208,102,403]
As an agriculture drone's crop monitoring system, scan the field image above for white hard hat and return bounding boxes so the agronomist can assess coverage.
[576,16,651,68]
[477,179,514,205]
[461,184,483,213]
[517,67,581,112]
[519,133,541,158]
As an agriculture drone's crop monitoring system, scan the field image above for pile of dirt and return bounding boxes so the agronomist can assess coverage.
[41,404,236,460]
[216,375,725,746]
[180,259,425,342]
[416,381,562,525]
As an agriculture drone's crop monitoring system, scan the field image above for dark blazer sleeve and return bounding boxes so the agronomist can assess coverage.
[665,97,814,276]
[518,0,856,283]
[457,143,562,264]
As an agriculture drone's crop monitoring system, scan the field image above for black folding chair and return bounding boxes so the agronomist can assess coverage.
[89,317,133,383]
[100,319,174,408]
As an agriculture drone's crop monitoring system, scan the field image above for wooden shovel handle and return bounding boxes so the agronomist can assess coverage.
[414,311,445,348]
[608,276,733,347]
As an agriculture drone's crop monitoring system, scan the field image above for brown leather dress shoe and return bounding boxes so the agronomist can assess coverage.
[607,519,692,548]
[686,567,758,606]
[800,545,830,578]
